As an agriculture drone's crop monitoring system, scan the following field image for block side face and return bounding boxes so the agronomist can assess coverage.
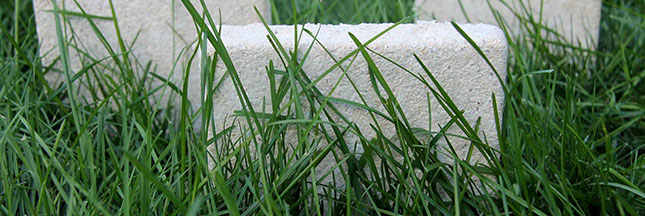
[416,0,602,48]
[34,0,59,69]
[34,0,270,91]
[210,0,271,25]
[206,23,507,167]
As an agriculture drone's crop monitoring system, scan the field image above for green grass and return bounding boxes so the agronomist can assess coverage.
[1,0,643,215]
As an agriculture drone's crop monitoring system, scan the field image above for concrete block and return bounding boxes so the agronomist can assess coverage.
[416,0,602,48]
[34,0,270,87]
[204,21,507,175]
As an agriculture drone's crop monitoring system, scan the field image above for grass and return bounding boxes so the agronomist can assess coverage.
[0,0,643,215]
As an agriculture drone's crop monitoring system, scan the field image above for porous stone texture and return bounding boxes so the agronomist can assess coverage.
[34,0,270,88]
[204,22,507,180]
[416,0,602,48]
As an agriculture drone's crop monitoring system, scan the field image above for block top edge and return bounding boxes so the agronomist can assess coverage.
[205,21,506,52]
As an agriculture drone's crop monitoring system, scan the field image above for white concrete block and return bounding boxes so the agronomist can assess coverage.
[416,0,602,48]
[34,0,270,86]
[204,21,507,171]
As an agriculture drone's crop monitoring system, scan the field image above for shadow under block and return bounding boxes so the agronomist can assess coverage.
[33,0,270,90]
[204,22,508,173]
[416,0,602,49]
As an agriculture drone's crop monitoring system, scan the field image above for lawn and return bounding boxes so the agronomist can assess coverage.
[0,0,643,215]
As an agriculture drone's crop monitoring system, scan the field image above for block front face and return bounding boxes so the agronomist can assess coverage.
[416,0,602,48]
[204,22,507,171]
[33,0,270,88]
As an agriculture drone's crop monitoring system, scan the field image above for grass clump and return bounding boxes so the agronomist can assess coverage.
[0,0,643,215]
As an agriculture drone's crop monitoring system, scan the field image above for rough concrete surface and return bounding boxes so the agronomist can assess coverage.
[34,0,270,92]
[416,0,602,48]
[204,21,508,181]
